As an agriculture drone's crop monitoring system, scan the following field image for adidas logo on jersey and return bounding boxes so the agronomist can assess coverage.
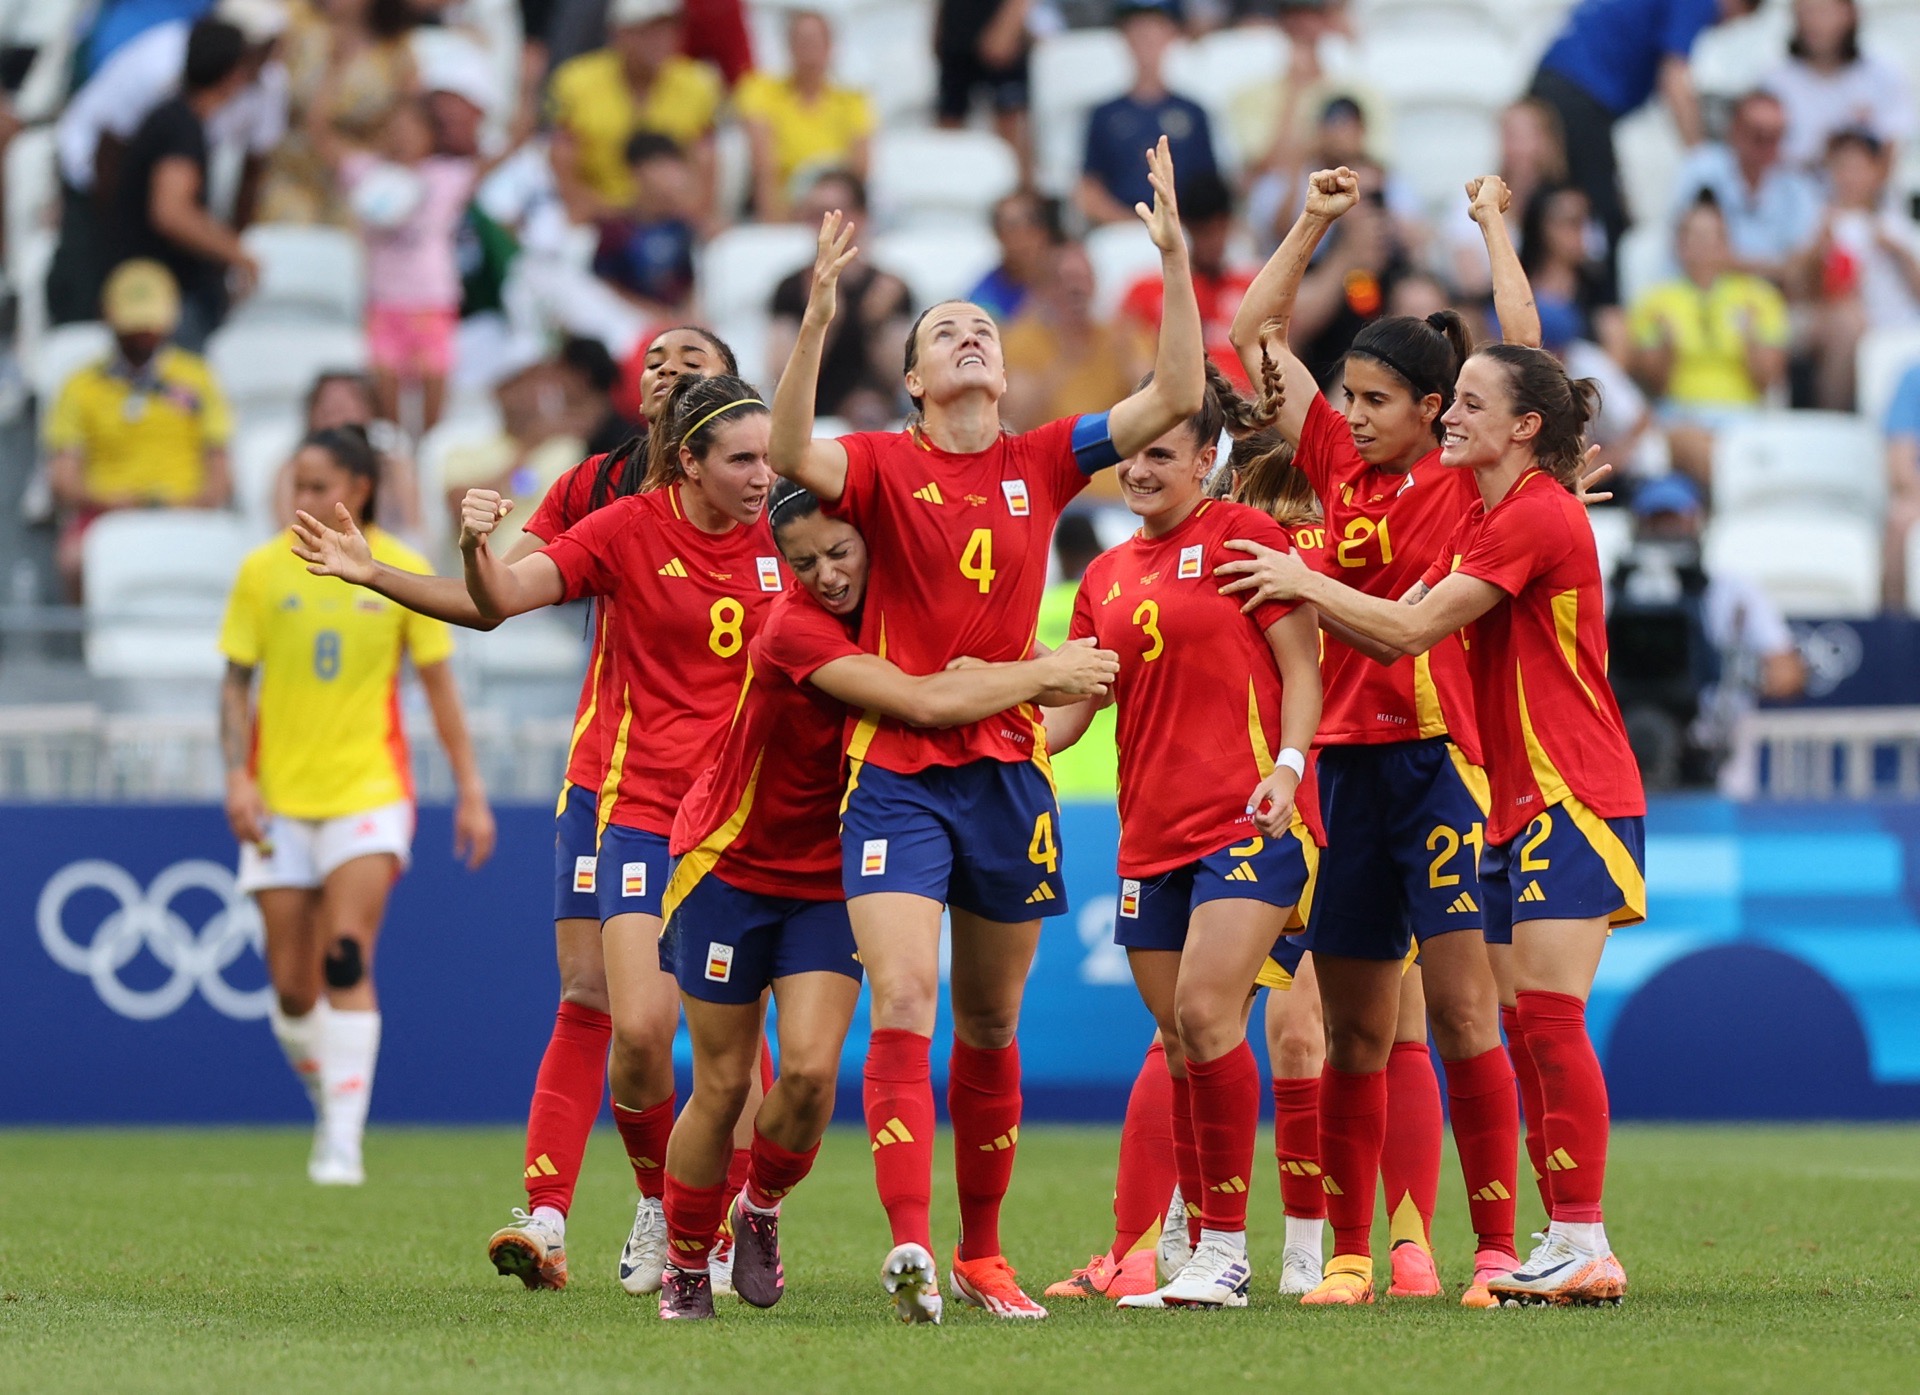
[1471,1180,1513,1203]
[1519,880,1547,904]
[1025,882,1057,905]
[912,482,945,505]
[657,557,688,578]
[871,1116,915,1151]
[1101,582,1122,605]
[1225,863,1259,884]
[1448,892,1479,913]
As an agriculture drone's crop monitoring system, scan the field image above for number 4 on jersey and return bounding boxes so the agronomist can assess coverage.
[960,528,996,594]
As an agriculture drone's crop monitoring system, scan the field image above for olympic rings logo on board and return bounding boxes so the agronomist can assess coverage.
[36,859,272,1021]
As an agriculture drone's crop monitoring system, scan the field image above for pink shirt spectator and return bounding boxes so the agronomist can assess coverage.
[341,152,477,310]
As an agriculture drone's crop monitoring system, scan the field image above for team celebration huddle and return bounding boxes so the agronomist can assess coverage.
[238,136,1644,1324]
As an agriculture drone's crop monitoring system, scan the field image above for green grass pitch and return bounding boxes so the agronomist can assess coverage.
[2,1124,1915,1393]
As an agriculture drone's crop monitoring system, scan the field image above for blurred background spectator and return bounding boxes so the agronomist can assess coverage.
[967,188,1063,319]
[1118,168,1253,385]
[735,8,872,221]
[1077,0,1217,226]
[936,0,1033,182]
[1802,130,1920,410]
[1671,89,1819,286]
[1003,238,1147,437]
[1764,0,1913,172]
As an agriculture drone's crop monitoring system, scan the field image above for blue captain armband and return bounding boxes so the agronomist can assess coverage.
[1071,411,1121,474]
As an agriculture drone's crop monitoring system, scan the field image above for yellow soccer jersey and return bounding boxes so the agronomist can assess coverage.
[219,529,454,820]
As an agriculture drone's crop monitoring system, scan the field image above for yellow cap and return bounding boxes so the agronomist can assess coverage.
[101,259,181,335]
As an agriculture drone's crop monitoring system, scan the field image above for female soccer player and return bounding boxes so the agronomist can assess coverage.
[1215,170,1539,1307]
[1217,344,1645,1307]
[221,425,496,1186]
[768,138,1205,1323]
[1040,364,1321,1310]
[655,483,1119,1320]
[293,325,737,1286]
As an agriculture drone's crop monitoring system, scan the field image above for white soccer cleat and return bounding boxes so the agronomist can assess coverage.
[489,1208,568,1290]
[1278,1243,1324,1296]
[618,1195,668,1295]
[1157,1185,1193,1283]
[1119,1237,1252,1310]
[881,1242,943,1325]
[1489,1231,1627,1307]
[307,1132,363,1186]
[710,1225,735,1298]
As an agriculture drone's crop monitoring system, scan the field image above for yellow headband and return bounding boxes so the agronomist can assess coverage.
[681,398,766,446]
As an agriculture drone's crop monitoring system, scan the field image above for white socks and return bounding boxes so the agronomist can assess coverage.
[320,1008,382,1150]
[270,999,330,1117]
[1284,1214,1325,1258]
[1199,1227,1248,1255]
[1550,1220,1609,1254]
[532,1206,566,1235]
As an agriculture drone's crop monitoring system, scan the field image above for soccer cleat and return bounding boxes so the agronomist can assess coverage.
[881,1242,943,1324]
[950,1251,1049,1319]
[1157,1186,1193,1283]
[1461,1247,1521,1309]
[1277,1244,1324,1296]
[726,1194,785,1309]
[658,1264,715,1320]
[308,1133,363,1186]
[1489,1232,1627,1307]
[1119,1237,1252,1310]
[1300,1255,1375,1306]
[618,1195,668,1295]
[709,1228,734,1298]
[1388,1241,1443,1297]
[488,1208,568,1290]
[1043,1250,1157,1300]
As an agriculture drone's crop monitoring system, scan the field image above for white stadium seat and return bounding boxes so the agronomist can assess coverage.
[206,322,368,417]
[26,321,112,405]
[1029,29,1132,197]
[229,417,305,536]
[1907,521,1920,617]
[229,224,367,327]
[1614,221,1673,310]
[870,128,1019,230]
[5,125,58,288]
[83,511,254,680]
[1589,505,1634,596]
[870,226,1002,306]
[1704,507,1882,619]
[460,613,589,680]
[1857,326,1920,431]
[1710,411,1885,519]
[1086,221,1163,322]
[1614,104,1686,227]
[697,223,817,328]
[1390,102,1501,210]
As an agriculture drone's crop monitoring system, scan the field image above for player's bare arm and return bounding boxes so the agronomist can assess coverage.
[292,502,554,629]
[459,488,567,621]
[808,638,1117,729]
[768,211,855,501]
[1218,540,1504,656]
[218,660,265,845]
[1106,137,1207,459]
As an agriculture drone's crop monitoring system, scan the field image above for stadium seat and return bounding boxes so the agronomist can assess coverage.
[870,128,1019,230]
[1389,102,1500,211]
[26,321,112,406]
[228,225,367,327]
[1086,221,1164,321]
[1588,505,1633,596]
[4,125,58,291]
[459,613,589,680]
[1029,28,1133,196]
[206,322,369,418]
[1688,5,1792,98]
[1704,507,1882,619]
[1711,411,1885,519]
[1355,31,1522,105]
[1165,25,1288,173]
[415,402,506,561]
[229,417,304,537]
[82,510,254,680]
[1614,104,1685,227]
[1615,221,1673,310]
[697,223,817,329]
[1907,521,1920,618]
[870,226,1001,307]
[1857,326,1920,430]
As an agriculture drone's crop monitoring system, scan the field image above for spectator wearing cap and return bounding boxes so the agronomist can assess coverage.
[1119,169,1256,386]
[548,0,722,224]
[1670,90,1821,287]
[45,260,234,600]
[1076,1,1219,227]
[1881,359,1920,606]
[935,0,1034,182]
[49,0,287,327]
[966,188,1063,322]
[736,9,874,222]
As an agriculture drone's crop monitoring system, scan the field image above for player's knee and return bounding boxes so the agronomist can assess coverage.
[1272,1023,1324,1078]
[559,980,611,1015]
[950,1006,1019,1051]
[276,987,320,1018]
[868,977,940,1035]
[322,936,367,990]
[776,1064,837,1127]
[1426,998,1492,1057]
[1324,1018,1395,1072]
[1173,989,1238,1061]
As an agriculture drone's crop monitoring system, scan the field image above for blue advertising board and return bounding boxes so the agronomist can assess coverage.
[4,797,1918,1123]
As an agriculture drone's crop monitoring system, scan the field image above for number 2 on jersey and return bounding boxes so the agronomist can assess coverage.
[960,528,996,594]
[708,597,745,657]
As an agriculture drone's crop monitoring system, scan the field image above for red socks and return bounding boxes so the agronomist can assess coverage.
[612,1095,674,1200]
[1319,1065,1387,1258]
[1503,1003,1553,1215]
[522,1001,611,1216]
[1109,1040,1176,1261]
[1168,1073,1204,1246]
[1517,990,1609,1223]
[864,1028,935,1249]
[1383,1041,1442,1252]
[746,1126,819,1210]
[726,1145,751,1199]
[1443,1045,1520,1256]
[948,1038,1023,1261]
[1186,1041,1260,1233]
[1271,1075,1325,1220]
[662,1172,729,1271]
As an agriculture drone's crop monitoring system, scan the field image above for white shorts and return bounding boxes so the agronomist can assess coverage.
[237,801,415,894]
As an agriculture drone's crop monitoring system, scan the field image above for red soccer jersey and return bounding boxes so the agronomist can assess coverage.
[542,486,788,834]
[1070,500,1323,878]
[827,416,1111,775]
[1295,393,1482,764]
[523,452,622,795]
[1422,468,1645,845]
[671,586,863,900]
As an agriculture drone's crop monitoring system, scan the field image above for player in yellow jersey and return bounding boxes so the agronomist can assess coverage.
[219,426,496,1185]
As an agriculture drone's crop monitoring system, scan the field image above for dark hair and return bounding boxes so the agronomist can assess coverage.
[642,372,768,491]
[1346,311,1472,441]
[1519,183,1589,277]
[588,326,738,511]
[807,166,868,215]
[624,130,685,167]
[1473,344,1601,490]
[301,425,381,523]
[993,189,1064,244]
[1826,125,1885,160]
[184,19,247,92]
[561,335,619,394]
[1789,0,1860,63]
[1053,512,1101,577]
[304,369,375,425]
[1180,170,1235,223]
[367,0,423,41]
[768,479,823,541]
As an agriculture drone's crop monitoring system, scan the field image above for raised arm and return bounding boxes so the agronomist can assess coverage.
[1227,167,1359,444]
[768,212,856,501]
[1469,175,1540,349]
[1217,542,1504,656]
[1247,605,1322,837]
[291,502,553,629]
[807,637,1118,729]
[1107,137,1207,458]
[460,489,568,621]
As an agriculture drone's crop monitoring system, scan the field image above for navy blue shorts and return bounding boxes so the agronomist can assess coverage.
[661,867,861,1005]
[1481,799,1647,945]
[1305,737,1491,961]
[1115,828,1314,954]
[596,824,670,921]
[840,759,1066,922]
[552,782,601,923]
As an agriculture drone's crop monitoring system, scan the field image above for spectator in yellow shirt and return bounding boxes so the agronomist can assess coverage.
[735,10,874,221]
[44,259,233,600]
[547,0,721,222]
[1628,192,1789,484]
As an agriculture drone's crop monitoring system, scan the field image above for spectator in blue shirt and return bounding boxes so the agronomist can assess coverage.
[1076,0,1218,226]
[1529,0,1760,249]
[1670,90,1821,285]
[1884,361,1920,606]
[966,188,1063,321]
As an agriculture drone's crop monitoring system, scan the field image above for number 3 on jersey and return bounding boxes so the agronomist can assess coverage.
[960,528,996,594]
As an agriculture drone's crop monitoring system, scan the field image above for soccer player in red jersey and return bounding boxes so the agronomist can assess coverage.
[767,140,1205,1323]
[1043,366,1322,1310]
[654,483,1119,1320]
[1221,345,1645,1308]
[1215,171,1539,1307]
